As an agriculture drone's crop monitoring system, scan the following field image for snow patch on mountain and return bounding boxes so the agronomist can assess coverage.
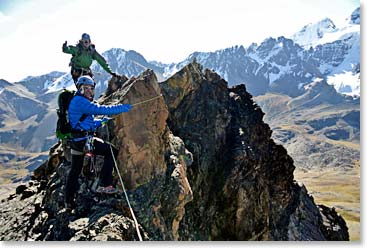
[291,18,337,49]
[21,71,65,82]
[163,64,181,78]
[45,73,76,93]
[291,8,359,49]
[268,62,293,84]
[327,71,359,97]
[288,7,360,96]
[347,7,360,24]
[316,25,359,48]
[331,35,359,74]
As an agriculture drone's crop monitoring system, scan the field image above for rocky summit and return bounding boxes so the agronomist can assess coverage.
[0,62,348,241]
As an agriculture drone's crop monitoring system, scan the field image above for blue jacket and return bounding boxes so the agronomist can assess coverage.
[68,92,131,132]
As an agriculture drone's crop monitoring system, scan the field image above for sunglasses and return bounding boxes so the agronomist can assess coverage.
[83,40,90,44]
[81,85,95,91]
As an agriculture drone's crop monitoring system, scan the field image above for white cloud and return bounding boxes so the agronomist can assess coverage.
[0,11,9,23]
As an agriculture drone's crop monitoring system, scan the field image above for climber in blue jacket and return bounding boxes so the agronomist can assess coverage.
[64,75,131,210]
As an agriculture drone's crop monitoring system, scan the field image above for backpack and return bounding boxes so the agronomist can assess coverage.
[56,90,86,140]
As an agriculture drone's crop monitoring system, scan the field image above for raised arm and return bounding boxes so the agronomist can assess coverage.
[62,41,78,55]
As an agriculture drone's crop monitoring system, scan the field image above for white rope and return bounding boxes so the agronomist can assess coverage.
[100,93,163,240]
[131,94,163,107]
[106,126,143,241]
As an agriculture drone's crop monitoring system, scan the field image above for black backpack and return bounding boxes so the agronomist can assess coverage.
[56,90,86,140]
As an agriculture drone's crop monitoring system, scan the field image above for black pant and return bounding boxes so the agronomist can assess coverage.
[64,138,118,204]
[71,67,94,83]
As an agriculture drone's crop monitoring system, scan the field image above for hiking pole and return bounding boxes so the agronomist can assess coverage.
[131,94,163,107]
[106,126,143,241]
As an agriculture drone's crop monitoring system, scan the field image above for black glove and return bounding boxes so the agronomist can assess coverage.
[63,41,67,48]
[111,72,118,78]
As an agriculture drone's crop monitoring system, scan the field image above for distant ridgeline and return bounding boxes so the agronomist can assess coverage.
[0,8,359,176]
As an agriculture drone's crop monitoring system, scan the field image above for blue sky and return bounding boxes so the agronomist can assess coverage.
[0,0,361,82]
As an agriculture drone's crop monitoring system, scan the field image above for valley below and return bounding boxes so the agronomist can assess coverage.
[254,91,360,240]
[294,166,360,241]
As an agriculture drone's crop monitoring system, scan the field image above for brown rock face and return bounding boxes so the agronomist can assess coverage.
[0,62,348,241]
[99,70,193,240]
[100,71,169,189]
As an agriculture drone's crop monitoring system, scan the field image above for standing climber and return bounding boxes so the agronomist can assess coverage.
[62,33,120,83]
[64,75,131,209]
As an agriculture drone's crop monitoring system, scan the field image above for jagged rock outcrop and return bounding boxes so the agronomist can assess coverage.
[0,62,348,241]
[160,62,348,240]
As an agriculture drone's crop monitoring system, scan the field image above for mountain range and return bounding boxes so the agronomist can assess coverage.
[0,7,360,181]
[15,7,360,97]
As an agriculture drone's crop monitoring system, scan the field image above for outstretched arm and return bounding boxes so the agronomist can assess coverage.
[73,96,131,116]
[93,50,113,74]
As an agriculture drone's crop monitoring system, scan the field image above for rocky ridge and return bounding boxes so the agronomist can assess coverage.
[0,62,348,241]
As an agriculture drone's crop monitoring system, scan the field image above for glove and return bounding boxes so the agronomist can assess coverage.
[101,117,113,126]
[125,104,132,111]
[63,41,67,48]
[111,72,118,77]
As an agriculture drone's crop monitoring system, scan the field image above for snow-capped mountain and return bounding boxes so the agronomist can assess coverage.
[19,7,360,99]
[162,37,323,96]
[18,71,67,95]
[19,49,168,98]
[290,18,338,49]
[290,8,360,49]
[95,48,165,78]
[165,45,270,95]
[43,73,75,94]
[89,48,166,96]
[91,48,167,95]
[162,7,360,97]
[290,8,360,97]
[348,7,360,24]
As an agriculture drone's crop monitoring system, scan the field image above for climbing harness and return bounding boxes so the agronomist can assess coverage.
[70,134,97,177]
[83,135,96,176]
[106,125,143,241]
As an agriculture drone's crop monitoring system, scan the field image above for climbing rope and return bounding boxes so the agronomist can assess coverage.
[106,125,143,241]
[131,94,163,107]
[97,93,162,241]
